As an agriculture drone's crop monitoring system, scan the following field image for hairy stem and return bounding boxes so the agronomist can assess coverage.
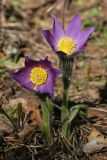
[61,85,69,137]
[40,97,53,144]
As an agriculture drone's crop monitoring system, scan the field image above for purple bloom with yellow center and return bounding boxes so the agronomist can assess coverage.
[41,15,95,57]
[11,56,61,97]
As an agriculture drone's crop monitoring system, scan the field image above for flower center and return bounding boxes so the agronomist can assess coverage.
[30,67,48,90]
[57,37,76,55]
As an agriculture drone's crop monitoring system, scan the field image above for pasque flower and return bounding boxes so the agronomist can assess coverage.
[41,15,95,57]
[11,56,61,96]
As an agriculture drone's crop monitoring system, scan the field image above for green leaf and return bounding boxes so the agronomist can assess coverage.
[40,98,53,144]
[72,104,88,110]
[68,108,79,123]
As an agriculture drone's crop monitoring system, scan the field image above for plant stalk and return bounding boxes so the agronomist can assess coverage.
[40,97,53,144]
[59,56,74,138]
[61,84,69,137]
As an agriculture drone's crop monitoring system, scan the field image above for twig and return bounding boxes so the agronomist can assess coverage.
[62,0,66,30]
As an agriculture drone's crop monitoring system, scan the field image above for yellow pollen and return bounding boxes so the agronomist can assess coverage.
[57,37,76,55]
[30,67,48,90]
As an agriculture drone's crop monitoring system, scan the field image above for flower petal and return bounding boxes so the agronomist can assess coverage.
[25,56,37,66]
[38,75,54,96]
[51,68,61,79]
[39,57,52,70]
[11,67,34,91]
[76,27,95,49]
[41,30,56,50]
[66,15,81,40]
[25,56,52,70]
[71,45,85,56]
[52,15,64,43]
[38,68,61,97]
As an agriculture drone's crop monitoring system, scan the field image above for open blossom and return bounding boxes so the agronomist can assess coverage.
[41,15,95,57]
[11,56,61,97]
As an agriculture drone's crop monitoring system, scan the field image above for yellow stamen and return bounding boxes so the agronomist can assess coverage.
[30,67,48,90]
[57,37,76,55]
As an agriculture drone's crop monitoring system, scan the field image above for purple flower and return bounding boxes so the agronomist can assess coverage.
[11,56,61,97]
[41,15,95,57]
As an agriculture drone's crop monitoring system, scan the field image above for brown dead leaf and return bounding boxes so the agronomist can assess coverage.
[9,92,43,125]
[6,135,19,143]
[4,92,43,143]
[88,128,107,144]
[0,120,12,134]
[91,152,107,160]
[96,118,107,126]
[18,122,36,142]
[87,108,107,119]
[83,127,107,154]
[87,108,107,134]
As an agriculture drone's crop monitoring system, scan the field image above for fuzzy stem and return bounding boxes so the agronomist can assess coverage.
[59,56,73,138]
[61,84,69,137]
[40,97,53,144]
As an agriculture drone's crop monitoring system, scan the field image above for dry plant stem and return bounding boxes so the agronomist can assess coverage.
[62,0,66,30]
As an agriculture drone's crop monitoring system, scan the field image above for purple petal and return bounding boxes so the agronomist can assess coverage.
[11,67,34,91]
[39,57,52,70]
[52,15,64,43]
[25,56,51,70]
[25,56,37,66]
[38,75,54,96]
[38,68,61,97]
[22,81,35,92]
[76,27,95,49]
[56,45,85,58]
[66,15,81,40]
[71,45,85,56]
[41,30,56,50]
[50,68,61,78]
